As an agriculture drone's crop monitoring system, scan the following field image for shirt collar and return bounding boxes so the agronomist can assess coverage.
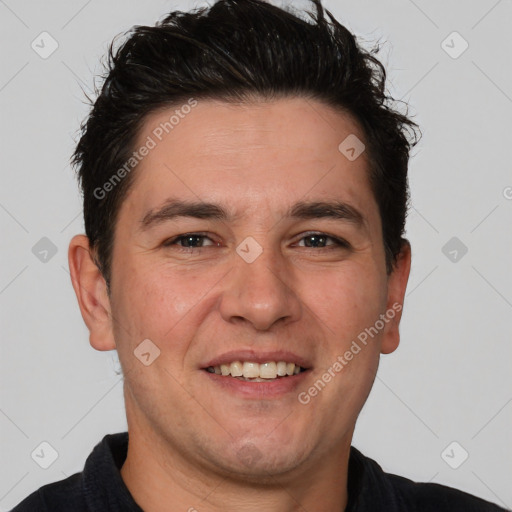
[83,432,143,511]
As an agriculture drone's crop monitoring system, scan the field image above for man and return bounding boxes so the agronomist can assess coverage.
[12,0,508,510]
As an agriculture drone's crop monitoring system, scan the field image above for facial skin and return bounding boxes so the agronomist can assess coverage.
[69,97,411,512]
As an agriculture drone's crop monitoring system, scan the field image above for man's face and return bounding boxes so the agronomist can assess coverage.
[104,98,408,478]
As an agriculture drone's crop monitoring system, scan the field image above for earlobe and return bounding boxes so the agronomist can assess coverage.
[68,234,116,351]
[380,240,412,355]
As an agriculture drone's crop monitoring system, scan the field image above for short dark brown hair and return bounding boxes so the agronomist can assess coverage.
[72,0,420,287]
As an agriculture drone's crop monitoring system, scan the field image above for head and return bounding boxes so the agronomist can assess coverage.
[69,0,418,483]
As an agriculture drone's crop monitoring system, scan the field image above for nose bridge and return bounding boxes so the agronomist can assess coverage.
[219,243,302,330]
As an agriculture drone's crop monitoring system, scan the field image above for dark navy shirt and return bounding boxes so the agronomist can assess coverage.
[11,432,508,511]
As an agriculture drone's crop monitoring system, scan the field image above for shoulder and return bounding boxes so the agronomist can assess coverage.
[388,472,509,511]
[350,446,509,512]
[10,432,131,512]
[10,472,87,512]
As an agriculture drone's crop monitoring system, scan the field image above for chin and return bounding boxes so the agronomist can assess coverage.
[222,436,310,479]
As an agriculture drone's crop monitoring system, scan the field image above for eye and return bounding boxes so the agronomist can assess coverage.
[163,233,217,249]
[295,232,350,249]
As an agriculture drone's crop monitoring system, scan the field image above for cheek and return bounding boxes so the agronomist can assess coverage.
[302,261,387,339]
[110,266,179,347]
[111,260,223,354]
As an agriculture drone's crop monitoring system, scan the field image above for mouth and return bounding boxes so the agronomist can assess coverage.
[200,350,312,398]
[203,361,309,382]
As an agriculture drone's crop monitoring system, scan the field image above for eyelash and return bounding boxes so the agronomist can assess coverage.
[162,232,350,251]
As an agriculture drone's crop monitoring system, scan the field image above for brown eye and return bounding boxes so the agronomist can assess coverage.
[163,233,217,248]
[296,233,349,249]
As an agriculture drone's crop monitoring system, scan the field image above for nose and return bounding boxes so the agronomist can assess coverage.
[218,246,302,331]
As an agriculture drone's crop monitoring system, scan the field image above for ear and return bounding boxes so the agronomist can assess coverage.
[68,234,116,351]
[380,240,411,355]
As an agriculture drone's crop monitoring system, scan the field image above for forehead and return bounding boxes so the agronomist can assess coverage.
[123,97,377,226]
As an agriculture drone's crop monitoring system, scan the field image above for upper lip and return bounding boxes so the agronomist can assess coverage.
[201,349,312,369]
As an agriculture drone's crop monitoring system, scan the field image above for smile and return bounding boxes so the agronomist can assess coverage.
[205,361,307,381]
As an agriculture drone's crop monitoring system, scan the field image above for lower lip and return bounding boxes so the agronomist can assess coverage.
[202,370,310,398]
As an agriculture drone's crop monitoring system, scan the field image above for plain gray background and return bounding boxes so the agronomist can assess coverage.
[1,0,511,509]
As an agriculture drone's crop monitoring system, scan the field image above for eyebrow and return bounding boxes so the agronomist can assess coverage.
[140,200,227,229]
[290,200,364,226]
[139,198,365,230]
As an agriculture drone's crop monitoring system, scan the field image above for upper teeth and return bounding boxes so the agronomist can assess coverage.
[207,361,303,379]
